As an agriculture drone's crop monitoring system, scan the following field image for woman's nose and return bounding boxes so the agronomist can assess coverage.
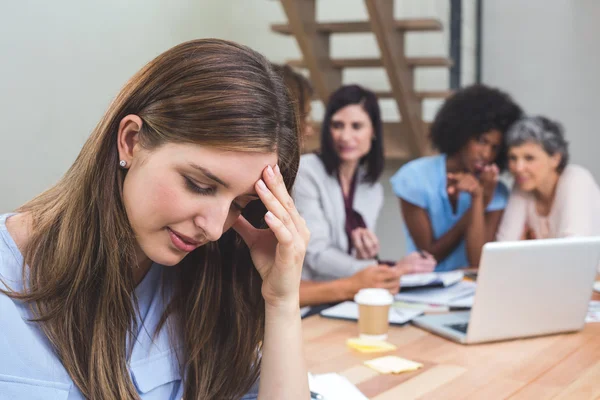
[481,146,492,162]
[195,204,229,242]
[514,160,525,173]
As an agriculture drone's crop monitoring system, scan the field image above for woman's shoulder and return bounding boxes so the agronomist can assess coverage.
[298,153,328,178]
[561,164,597,184]
[0,213,27,289]
[394,154,444,178]
[0,216,74,396]
[557,164,600,200]
[299,153,324,169]
[390,155,444,189]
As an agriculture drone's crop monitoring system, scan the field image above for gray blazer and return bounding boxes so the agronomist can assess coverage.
[293,154,384,281]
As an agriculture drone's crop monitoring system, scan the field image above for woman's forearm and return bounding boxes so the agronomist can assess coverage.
[258,301,309,400]
[424,213,470,262]
[299,279,354,307]
[465,195,486,266]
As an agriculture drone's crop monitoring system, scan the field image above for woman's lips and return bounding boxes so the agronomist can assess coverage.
[168,228,201,252]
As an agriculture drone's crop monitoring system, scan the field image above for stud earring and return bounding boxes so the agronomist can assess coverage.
[119,160,127,168]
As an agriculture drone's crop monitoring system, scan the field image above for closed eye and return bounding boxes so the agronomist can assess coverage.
[184,176,214,195]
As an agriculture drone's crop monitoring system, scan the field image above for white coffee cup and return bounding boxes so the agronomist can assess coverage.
[354,288,393,340]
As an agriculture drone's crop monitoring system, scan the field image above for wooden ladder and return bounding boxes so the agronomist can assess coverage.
[273,0,453,160]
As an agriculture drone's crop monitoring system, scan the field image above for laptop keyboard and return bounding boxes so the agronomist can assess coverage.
[446,323,469,334]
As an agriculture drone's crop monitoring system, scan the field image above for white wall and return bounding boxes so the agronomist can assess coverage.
[0,0,234,212]
[482,0,600,179]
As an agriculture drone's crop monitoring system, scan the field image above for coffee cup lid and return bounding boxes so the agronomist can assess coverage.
[354,288,393,306]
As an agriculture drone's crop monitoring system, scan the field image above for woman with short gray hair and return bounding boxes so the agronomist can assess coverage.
[496,116,600,240]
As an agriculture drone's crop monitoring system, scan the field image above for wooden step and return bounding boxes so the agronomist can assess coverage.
[374,90,454,100]
[271,19,443,35]
[302,122,431,160]
[288,57,452,69]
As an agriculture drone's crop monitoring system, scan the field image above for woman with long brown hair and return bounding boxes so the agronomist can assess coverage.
[271,63,315,140]
[0,39,309,399]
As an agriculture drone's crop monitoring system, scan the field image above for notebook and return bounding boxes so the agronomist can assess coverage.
[395,280,476,308]
[400,271,464,290]
[320,301,423,325]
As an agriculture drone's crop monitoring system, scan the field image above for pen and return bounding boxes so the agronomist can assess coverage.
[310,390,324,400]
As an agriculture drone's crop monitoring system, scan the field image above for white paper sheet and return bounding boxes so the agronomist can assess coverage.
[320,301,423,324]
[309,373,368,400]
[586,300,600,323]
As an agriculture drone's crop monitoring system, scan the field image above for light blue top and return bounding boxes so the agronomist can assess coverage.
[0,213,258,399]
[389,155,509,271]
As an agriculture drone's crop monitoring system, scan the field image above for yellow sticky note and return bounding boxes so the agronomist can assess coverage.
[346,338,397,353]
[364,355,423,374]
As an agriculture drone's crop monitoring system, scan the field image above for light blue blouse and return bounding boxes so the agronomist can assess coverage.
[390,155,509,271]
[0,213,258,399]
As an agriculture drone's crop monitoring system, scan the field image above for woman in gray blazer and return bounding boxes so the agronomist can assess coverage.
[293,85,436,309]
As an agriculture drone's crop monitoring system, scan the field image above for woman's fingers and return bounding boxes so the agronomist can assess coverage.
[380,280,401,293]
[361,230,380,257]
[351,229,367,259]
[263,210,294,247]
[254,164,310,263]
[420,250,436,261]
[412,262,436,273]
[262,165,310,244]
[481,164,499,182]
[352,228,379,259]
[396,252,437,274]
[256,178,298,238]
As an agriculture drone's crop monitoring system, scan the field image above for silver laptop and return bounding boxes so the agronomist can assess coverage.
[412,237,600,344]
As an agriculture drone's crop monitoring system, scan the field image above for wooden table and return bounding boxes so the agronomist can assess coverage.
[302,289,600,399]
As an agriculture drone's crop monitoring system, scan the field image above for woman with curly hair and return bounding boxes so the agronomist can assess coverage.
[497,116,600,240]
[390,84,523,270]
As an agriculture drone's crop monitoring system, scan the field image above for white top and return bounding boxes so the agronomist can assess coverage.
[496,165,600,241]
[293,154,384,281]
